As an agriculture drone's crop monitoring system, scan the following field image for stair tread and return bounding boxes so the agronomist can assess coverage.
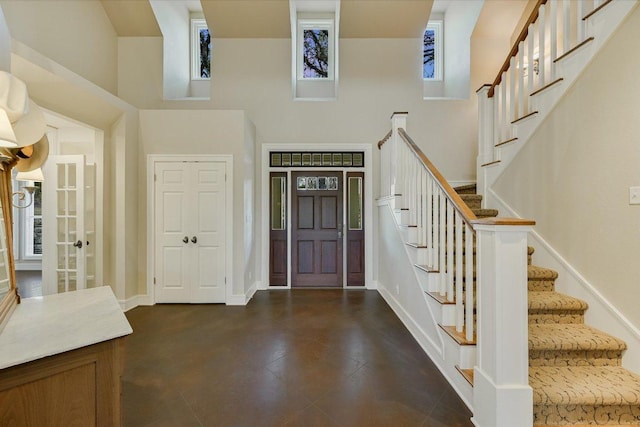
[529,324,627,351]
[529,265,559,280]
[528,291,588,311]
[530,366,640,406]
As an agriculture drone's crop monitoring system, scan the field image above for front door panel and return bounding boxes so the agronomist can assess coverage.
[291,172,343,287]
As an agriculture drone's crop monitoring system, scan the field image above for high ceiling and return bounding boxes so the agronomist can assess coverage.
[99,0,161,37]
[100,0,435,39]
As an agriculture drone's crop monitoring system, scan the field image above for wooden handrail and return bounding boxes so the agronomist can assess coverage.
[377,130,392,150]
[397,128,477,226]
[488,0,548,98]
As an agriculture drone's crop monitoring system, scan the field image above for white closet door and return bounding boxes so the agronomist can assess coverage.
[42,155,86,295]
[154,162,192,303]
[154,161,227,303]
[191,162,226,303]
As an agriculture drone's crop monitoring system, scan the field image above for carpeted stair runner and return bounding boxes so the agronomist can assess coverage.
[454,185,640,426]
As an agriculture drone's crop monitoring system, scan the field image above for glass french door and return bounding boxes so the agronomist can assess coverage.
[42,155,95,294]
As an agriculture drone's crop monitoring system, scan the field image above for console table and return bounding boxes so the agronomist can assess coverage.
[0,286,132,426]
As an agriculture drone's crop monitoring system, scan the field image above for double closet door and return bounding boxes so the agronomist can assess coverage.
[154,161,226,303]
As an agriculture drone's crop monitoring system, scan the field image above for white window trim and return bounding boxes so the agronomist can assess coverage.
[23,198,42,259]
[191,18,210,81]
[297,19,335,81]
[424,20,443,81]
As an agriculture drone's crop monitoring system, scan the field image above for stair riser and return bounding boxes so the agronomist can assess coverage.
[534,404,640,426]
[529,280,556,292]
[529,350,624,367]
[528,311,584,324]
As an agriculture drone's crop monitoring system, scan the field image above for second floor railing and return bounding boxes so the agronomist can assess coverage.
[482,0,612,163]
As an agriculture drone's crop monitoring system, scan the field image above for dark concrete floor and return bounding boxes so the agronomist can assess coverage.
[123,289,473,427]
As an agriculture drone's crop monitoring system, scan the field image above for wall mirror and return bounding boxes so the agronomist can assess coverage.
[0,157,18,331]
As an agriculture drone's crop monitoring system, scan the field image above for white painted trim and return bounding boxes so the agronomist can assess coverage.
[226,282,258,306]
[147,155,234,305]
[261,144,373,290]
[119,294,154,312]
[489,188,640,372]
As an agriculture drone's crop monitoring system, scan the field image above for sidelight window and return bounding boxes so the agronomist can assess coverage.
[348,177,363,230]
[271,176,286,230]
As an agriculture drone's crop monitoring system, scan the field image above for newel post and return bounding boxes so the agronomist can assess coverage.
[471,218,535,427]
[390,112,407,200]
[476,85,493,199]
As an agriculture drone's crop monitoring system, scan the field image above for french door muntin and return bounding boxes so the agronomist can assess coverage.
[269,168,365,288]
[42,155,96,295]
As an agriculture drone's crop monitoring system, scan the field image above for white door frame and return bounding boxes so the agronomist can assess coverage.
[147,155,233,304]
[260,144,373,289]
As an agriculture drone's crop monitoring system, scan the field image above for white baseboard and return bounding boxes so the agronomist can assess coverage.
[119,294,153,312]
[226,282,258,306]
[489,189,640,373]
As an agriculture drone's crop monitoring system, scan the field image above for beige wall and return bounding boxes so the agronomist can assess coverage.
[139,109,253,297]
[0,0,118,94]
[118,36,498,182]
[493,6,640,329]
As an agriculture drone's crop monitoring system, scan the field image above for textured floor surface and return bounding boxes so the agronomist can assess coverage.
[123,290,473,427]
[15,270,42,298]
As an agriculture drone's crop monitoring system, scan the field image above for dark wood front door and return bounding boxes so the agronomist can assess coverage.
[291,172,343,287]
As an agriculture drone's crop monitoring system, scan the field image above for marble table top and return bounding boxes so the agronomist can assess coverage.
[0,286,132,370]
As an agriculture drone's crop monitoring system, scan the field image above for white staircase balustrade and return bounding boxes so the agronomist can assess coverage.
[477,0,638,204]
[378,113,534,424]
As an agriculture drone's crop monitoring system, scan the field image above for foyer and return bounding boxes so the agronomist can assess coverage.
[123,290,473,427]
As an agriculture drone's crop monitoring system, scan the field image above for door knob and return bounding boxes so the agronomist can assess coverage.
[191,236,198,244]
[183,236,189,244]
[73,240,83,249]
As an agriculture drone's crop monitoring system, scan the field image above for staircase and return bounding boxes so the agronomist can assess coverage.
[477,0,639,206]
[456,185,640,426]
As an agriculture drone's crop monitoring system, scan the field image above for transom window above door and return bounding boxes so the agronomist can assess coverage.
[270,151,364,168]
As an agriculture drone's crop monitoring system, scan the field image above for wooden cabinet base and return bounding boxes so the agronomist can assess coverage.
[0,338,125,427]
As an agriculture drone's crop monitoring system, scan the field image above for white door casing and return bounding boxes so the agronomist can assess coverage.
[260,144,374,290]
[152,158,230,304]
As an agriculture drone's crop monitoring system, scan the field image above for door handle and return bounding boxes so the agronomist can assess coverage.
[191,236,198,244]
[73,240,83,249]
[183,236,189,244]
